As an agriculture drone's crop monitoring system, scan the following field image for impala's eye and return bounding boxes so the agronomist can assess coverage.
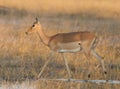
[32,24,35,27]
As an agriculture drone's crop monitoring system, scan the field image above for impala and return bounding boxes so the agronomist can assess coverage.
[26,18,107,80]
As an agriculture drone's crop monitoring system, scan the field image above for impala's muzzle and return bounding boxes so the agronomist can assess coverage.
[25,32,28,35]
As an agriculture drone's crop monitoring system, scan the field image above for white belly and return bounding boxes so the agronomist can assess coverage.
[58,42,82,53]
[58,47,81,53]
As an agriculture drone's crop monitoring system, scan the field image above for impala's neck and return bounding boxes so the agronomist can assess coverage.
[37,26,50,46]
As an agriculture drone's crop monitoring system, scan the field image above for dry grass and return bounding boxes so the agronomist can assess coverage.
[0,15,120,88]
[0,0,120,88]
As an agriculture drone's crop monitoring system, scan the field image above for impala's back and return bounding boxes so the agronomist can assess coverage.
[48,31,96,53]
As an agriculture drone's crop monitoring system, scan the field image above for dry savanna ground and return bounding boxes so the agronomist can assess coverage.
[0,0,120,89]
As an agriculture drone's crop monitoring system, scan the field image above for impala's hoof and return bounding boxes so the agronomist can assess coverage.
[88,74,91,78]
[104,71,107,74]
[106,80,108,82]
[35,76,40,80]
[67,78,71,82]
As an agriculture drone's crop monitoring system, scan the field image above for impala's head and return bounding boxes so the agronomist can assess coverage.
[25,18,42,35]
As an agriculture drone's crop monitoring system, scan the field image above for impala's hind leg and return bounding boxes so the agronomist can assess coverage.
[91,50,107,75]
[83,50,92,78]
[90,37,106,75]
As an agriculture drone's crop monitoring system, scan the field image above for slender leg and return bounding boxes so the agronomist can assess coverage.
[61,53,72,79]
[91,50,107,75]
[82,49,92,78]
[37,52,54,79]
[95,64,101,70]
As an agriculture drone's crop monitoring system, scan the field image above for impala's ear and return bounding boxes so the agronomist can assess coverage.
[36,17,39,22]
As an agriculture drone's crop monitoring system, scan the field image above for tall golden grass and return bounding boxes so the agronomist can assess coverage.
[0,16,120,80]
[0,17,120,88]
[0,0,120,88]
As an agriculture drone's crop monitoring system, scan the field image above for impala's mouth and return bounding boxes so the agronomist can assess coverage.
[25,32,28,35]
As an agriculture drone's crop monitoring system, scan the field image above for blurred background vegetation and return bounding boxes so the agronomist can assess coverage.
[1,0,120,19]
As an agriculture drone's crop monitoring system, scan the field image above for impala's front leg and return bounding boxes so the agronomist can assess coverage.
[61,53,72,81]
[37,52,54,79]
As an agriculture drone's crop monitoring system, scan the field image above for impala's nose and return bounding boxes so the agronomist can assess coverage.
[25,32,28,35]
